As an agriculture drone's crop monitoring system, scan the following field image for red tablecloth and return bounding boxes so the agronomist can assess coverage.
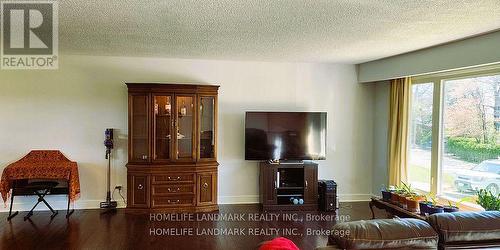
[0,150,80,203]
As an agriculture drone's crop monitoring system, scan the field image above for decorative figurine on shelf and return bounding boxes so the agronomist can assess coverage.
[154,100,159,115]
[165,100,171,115]
[180,100,187,116]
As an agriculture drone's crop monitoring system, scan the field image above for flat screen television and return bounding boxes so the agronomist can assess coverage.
[245,112,327,161]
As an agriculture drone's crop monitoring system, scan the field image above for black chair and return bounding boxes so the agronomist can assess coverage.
[24,181,59,220]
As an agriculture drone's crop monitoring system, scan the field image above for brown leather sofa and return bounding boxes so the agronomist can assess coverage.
[427,211,500,249]
[319,218,438,249]
[319,211,500,250]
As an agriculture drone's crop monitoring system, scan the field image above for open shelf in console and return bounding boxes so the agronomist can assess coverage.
[277,168,304,188]
[276,167,305,205]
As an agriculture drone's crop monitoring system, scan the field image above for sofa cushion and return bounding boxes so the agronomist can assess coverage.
[427,211,500,244]
[329,218,438,249]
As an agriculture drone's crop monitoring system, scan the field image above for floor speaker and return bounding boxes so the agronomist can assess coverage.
[318,180,338,212]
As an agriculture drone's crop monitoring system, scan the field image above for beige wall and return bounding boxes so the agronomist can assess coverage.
[0,55,374,210]
[372,81,390,194]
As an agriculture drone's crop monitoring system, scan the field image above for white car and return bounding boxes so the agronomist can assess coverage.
[454,160,500,196]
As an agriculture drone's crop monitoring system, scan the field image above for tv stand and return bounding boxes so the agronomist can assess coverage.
[259,161,318,211]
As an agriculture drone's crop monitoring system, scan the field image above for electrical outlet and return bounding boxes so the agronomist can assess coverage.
[115,185,122,191]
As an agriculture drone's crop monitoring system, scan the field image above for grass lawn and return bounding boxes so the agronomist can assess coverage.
[408,164,454,190]
[408,164,478,204]
[408,164,431,184]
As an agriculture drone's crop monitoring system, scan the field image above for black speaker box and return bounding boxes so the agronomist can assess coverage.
[318,180,338,212]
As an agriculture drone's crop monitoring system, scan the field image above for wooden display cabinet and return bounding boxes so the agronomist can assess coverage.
[126,83,219,212]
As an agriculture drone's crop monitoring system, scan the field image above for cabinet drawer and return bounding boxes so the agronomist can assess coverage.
[152,184,194,195]
[152,173,195,184]
[151,195,195,207]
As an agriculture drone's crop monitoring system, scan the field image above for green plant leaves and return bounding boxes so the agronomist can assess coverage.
[476,189,500,211]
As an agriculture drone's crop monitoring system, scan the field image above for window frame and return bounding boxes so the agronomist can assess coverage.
[409,64,500,209]
[407,80,436,193]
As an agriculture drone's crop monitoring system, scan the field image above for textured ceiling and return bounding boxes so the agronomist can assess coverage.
[59,0,500,63]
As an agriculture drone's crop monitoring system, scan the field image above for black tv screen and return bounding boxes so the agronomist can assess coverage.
[245,112,327,160]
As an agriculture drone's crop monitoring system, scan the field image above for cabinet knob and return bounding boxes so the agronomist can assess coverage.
[168,187,180,193]
[137,184,144,190]
[167,199,180,204]
[168,176,181,181]
[203,182,209,188]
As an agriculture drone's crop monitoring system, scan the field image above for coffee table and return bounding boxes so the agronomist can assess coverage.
[369,197,426,220]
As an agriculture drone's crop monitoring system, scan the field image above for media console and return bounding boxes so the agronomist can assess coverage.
[259,161,318,211]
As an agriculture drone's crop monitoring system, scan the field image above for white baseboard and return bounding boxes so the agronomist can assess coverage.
[0,195,126,212]
[218,195,259,204]
[217,194,372,205]
[0,194,372,212]
[338,194,372,202]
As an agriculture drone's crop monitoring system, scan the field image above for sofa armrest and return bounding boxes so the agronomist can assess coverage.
[427,211,500,246]
[328,218,438,249]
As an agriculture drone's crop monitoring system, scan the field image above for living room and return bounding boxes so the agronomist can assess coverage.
[0,1,499,250]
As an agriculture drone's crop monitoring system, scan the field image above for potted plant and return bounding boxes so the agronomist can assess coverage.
[419,197,431,216]
[380,185,393,201]
[390,186,402,204]
[443,200,460,213]
[399,182,413,209]
[406,193,424,212]
[398,192,409,208]
[427,196,444,214]
[476,189,500,211]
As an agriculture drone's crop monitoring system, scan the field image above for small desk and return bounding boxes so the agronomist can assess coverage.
[369,197,426,220]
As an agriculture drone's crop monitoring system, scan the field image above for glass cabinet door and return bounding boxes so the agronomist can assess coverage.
[175,95,195,160]
[199,96,216,160]
[130,94,149,162]
[153,95,173,161]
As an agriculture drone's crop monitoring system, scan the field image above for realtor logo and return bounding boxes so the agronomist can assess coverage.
[1,1,58,69]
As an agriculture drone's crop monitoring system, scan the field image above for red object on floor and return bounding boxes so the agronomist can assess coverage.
[259,237,300,250]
